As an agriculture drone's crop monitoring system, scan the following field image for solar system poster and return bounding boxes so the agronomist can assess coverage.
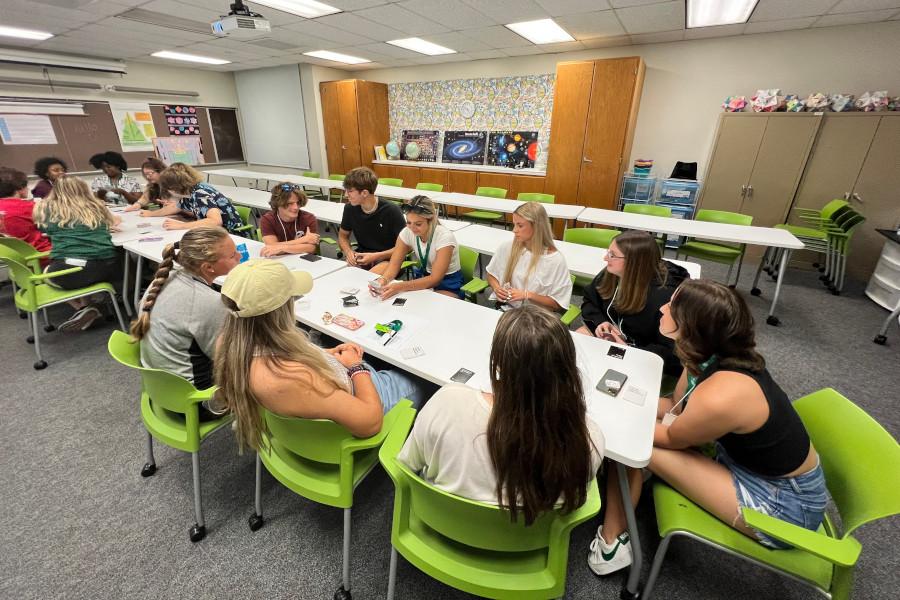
[400,129,439,162]
[442,131,486,165]
[164,105,201,136]
[487,131,538,169]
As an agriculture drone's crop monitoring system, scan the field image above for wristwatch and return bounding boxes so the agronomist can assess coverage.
[346,363,369,378]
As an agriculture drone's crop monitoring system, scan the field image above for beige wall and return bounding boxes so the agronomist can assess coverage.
[351,21,900,181]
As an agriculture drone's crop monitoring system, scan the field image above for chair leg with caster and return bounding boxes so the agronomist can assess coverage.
[42,309,55,332]
[248,453,264,531]
[141,431,156,477]
[31,312,47,369]
[189,451,206,542]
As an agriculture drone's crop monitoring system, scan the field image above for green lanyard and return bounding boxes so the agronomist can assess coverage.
[684,356,717,402]
[415,231,434,273]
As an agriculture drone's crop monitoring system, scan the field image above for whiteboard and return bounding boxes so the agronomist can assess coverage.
[234,65,310,169]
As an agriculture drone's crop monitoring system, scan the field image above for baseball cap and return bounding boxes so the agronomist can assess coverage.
[221,258,313,317]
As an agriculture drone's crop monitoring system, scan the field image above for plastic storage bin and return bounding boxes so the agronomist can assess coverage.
[619,174,657,209]
[658,179,700,206]
[659,203,695,249]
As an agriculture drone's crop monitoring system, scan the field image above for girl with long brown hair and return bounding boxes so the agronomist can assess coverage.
[139,163,244,233]
[124,157,168,211]
[588,279,827,575]
[399,304,604,525]
[485,201,572,312]
[578,230,688,375]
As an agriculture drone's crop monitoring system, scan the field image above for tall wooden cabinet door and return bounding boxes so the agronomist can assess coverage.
[577,57,640,210]
[356,81,389,171]
[337,80,362,170]
[846,115,900,279]
[699,115,767,213]
[544,61,594,204]
[791,114,879,215]
[742,115,821,227]
[319,82,344,175]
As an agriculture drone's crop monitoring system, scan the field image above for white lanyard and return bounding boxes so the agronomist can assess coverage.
[278,215,300,241]
[606,284,626,338]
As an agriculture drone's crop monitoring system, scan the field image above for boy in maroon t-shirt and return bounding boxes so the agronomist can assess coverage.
[258,182,320,257]
[0,167,51,255]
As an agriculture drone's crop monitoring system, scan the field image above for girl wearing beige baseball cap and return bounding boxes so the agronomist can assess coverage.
[215,259,431,451]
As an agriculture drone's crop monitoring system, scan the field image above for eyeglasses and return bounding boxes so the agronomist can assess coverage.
[401,197,434,217]
[606,251,625,261]
[279,183,301,193]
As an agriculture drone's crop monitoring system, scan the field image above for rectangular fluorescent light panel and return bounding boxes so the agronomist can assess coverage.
[687,0,759,28]
[0,25,54,41]
[387,38,456,56]
[505,19,573,45]
[303,50,370,65]
[251,0,341,18]
[151,51,231,65]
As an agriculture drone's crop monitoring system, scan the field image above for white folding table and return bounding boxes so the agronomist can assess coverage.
[436,192,584,231]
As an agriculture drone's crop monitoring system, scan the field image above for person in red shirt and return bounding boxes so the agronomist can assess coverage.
[0,167,51,254]
[258,182,320,257]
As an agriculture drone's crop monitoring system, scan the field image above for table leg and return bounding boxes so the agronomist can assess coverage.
[766,249,791,326]
[121,251,133,317]
[618,463,642,600]
[750,249,767,297]
[133,256,143,311]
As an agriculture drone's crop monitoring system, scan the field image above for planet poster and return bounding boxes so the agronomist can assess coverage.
[164,105,201,136]
[400,129,439,162]
[442,131,486,165]
[487,131,538,169]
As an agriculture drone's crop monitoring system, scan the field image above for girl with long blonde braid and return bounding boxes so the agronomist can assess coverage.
[130,226,240,419]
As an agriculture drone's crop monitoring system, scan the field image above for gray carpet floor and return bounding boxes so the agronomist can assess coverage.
[1,254,898,600]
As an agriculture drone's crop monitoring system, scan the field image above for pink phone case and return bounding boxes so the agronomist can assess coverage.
[332,314,365,331]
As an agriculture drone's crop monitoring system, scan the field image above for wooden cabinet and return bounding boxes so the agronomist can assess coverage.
[545,57,644,210]
[418,167,449,189]
[476,173,511,193]
[319,79,388,175]
[448,170,477,194]
[393,165,420,188]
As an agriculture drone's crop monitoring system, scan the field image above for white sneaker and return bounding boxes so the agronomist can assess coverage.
[587,526,632,576]
[58,306,102,332]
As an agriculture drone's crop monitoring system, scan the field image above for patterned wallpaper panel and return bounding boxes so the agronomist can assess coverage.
[387,74,555,169]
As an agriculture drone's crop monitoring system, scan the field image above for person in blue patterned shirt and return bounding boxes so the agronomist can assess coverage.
[140,162,244,233]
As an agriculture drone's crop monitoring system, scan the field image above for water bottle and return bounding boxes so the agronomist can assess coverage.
[237,243,250,263]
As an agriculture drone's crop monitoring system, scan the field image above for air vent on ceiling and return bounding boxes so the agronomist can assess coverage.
[116,9,214,36]
[250,39,298,51]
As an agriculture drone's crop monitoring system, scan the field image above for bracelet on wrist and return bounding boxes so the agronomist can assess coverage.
[346,363,369,378]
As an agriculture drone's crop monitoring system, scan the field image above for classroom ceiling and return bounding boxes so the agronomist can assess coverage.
[2,0,900,72]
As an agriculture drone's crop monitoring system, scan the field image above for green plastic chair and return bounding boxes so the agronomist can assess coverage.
[302,170,326,199]
[769,200,850,278]
[2,250,126,369]
[378,407,601,599]
[249,400,415,600]
[459,246,489,303]
[643,388,900,600]
[676,209,752,287]
[328,173,345,203]
[415,182,443,192]
[623,203,671,249]
[0,236,49,319]
[563,227,621,291]
[560,273,580,326]
[378,178,404,188]
[466,186,507,227]
[233,205,259,240]
[517,192,555,204]
[107,330,233,542]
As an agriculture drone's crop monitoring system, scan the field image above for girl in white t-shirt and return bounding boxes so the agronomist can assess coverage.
[372,195,463,299]
[398,304,604,524]
[486,201,572,312]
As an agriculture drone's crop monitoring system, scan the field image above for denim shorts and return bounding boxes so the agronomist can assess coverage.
[365,362,433,413]
[412,266,464,299]
[715,443,829,549]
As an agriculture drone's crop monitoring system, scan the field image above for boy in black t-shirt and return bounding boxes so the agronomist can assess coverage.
[338,167,405,275]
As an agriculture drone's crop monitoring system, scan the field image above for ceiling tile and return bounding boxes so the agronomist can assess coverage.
[615,1,685,34]
[502,45,549,56]
[580,34,632,48]
[813,8,900,25]
[463,49,509,60]
[327,0,393,8]
[460,0,550,24]
[610,0,668,6]
[893,9,900,17]
[743,16,818,33]
[684,23,747,39]
[458,25,536,48]
[278,20,357,43]
[396,0,493,31]
[535,0,612,15]
[829,0,900,13]
[630,29,685,44]
[316,12,407,42]
[750,0,839,22]
[416,32,493,53]
[176,0,308,25]
[355,42,420,59]
[556,10,625,39]
[353,4,449,35]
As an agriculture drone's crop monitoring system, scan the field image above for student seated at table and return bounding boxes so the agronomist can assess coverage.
[577,230,688,376]
[588,279,828,575]
[372,196,463,300]
[140,163,245,234]
[338,166,404,275]
[0,167,51,256]
[258,182,321,257]
[31,156,68,199]
[399,304,604,524]
[130,226,240,420]
[214,259,431,449]
[89,151,143,204]
[124,158,168,211]
[32,176,122,332]
[485,201,572,312]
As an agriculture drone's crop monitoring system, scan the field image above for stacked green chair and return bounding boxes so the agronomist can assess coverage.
[302,170,326,199]
[563,227,621,292]
[818,210,866,295]
[233,205,260,241]
[107,331,232,542]
[676,209,752,287]
[465,186,507,228]
[378,407,601,599]
[328,173,345,203]
[643,388,900,600]
[517,192,555,204]
[623,203,672,250]
[248,400,415,600]
[763,199,849,278]
[2,247,126,369]
[459,246,489,303]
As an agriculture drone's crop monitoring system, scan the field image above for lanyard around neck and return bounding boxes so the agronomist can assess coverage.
[415,230,434,273]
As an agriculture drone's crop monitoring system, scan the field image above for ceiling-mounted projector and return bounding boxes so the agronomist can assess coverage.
[211,1,271,39]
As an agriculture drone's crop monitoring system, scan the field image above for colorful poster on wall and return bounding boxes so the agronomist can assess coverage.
[442,131,486,165]
[400,129,439,162]
[110,102,156,152]
[164,105,201,136]
[153,136,204,165]
[487,131,538,169]
[0,115,57,144]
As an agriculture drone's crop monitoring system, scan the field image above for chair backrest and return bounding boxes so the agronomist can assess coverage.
[235,205,252,223]
[695,209,753,227]
[564,227,620,249]
[263,410,355,465]
[302,170,320,178]
[623,203,671,218]
[328,173,345,181]
[0,253,35,290]
[0,235,39,257]
[416,182,443,192]
[820,199,850,222]
[475,186,507,199]
[793,389,900,537]
[378,178,404,188]
[459,246,479,282]
[517,192,555,204]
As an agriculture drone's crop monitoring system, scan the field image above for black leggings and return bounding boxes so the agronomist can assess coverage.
[46,257,121,291]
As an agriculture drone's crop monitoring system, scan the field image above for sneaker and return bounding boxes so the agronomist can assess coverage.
[588,527,632,576]
[58,306,102,332]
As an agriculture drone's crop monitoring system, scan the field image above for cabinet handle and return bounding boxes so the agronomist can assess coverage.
[852,192,863,203]
[746,185,753,198]
[740,184,747,198]
[843,191,850,200]
[582,156,592,163]
[341,145,347,150]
